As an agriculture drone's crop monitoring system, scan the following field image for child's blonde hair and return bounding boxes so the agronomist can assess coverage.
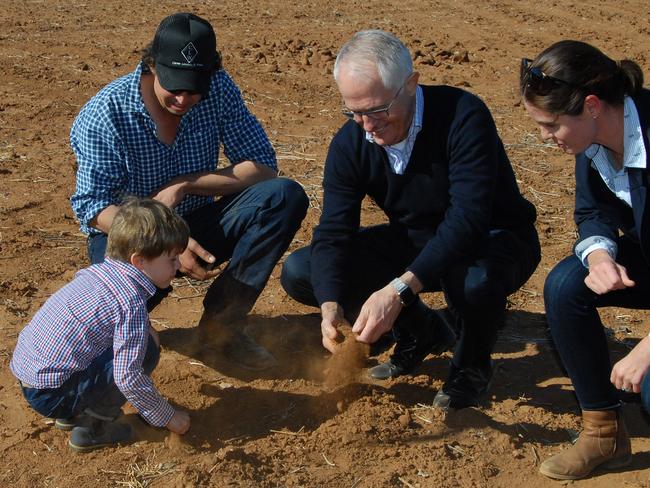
[106,197,189,261]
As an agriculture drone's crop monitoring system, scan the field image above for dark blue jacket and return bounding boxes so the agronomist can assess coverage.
[311,85,537,305]
[574,89,650,263]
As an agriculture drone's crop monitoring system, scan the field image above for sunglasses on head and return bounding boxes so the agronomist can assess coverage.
[520,58,573,96]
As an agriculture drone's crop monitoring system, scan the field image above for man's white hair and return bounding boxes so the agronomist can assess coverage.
[333,30,413,90]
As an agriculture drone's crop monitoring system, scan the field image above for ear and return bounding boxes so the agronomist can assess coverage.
[130,253,146,270]
[584,95,602,119]
[406,71,420,95]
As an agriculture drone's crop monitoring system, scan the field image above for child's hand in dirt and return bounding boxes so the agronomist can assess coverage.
[166,409,191,434]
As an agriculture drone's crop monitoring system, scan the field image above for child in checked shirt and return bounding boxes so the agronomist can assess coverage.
[11,198,191,452]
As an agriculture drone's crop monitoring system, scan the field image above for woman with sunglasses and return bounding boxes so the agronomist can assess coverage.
[520,40,646,480]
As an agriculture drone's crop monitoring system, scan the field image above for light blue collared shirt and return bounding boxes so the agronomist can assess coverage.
[576,96,647,266]
[365,85,424,175]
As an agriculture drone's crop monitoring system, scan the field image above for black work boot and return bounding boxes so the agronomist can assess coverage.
[198,273,278,370]
[368,308,456,380]
[432,360,493,409]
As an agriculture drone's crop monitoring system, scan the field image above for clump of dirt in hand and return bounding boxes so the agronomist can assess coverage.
[324,327,369,389]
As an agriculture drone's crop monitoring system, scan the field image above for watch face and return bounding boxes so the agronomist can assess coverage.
[391,278,416,306]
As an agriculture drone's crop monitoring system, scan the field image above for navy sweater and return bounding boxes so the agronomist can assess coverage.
[311,85,537,305]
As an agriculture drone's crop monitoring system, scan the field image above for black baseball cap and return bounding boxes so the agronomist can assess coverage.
[151,13,217,96]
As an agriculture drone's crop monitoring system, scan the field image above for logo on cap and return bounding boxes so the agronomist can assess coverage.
[181,42,199,64]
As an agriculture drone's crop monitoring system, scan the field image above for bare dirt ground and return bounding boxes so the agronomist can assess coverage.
[2,1,650,486]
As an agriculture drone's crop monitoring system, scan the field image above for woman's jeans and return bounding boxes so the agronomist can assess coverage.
[544,237,650,412]
[21,334,160,420]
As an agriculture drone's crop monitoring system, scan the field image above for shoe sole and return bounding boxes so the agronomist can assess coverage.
[54,419,76,431]
[538,454,632,480]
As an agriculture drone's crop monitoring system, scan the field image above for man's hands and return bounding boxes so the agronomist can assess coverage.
[320,273,422,351]
[585,249,635,295]
[352,284,402,344]
[166,409,191,434]
[178,237,219,281]
[320,302,350,353]
[351,272,422,345]
[611,335,650,393]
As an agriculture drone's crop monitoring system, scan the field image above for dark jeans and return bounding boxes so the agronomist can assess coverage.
[544,236,650,412]
[88,178,309,315]
[21,334,160,420]
[281,223,540,369]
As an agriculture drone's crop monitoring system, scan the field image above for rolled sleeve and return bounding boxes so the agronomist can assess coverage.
[218,72,277,171]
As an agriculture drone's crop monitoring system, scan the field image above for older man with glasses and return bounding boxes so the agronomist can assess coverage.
[281,30,540,409]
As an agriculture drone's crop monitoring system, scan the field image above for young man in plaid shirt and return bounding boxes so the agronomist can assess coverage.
[70,13,308,370]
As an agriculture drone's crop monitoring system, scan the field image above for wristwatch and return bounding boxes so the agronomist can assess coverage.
[390,277,416,306]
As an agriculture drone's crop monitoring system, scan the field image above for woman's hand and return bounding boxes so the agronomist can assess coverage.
[611,336,650,393]
[585,249,635,294]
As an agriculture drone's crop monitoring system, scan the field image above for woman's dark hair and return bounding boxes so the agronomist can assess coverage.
[140,42,222,73]
[520,40,643,115]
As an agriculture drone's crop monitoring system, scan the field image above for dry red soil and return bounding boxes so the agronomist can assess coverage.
[2,1,650,486]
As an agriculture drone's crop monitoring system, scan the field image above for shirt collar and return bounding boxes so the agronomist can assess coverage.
[621,96,647,169]
[584,96,647,169]
[104,257,158,298]
[123,62,149,114]
[365,84,423,144]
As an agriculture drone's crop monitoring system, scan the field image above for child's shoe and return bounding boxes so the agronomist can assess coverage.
[68,419,132,452]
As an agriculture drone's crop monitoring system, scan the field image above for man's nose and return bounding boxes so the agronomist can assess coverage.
[174,91,193,103]
[359,114,380,132]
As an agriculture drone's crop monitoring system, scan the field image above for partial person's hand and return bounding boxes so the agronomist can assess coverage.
[151,177,188,208]
[178,237,218,280]
[585,249,635,295]
[352,284,402,344]
[320,302,349,353]
[611,335,650,393]
[166,409,191,434]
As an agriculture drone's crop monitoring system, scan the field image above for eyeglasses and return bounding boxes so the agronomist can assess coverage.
[520,58,573,96]
[341,82,406,120]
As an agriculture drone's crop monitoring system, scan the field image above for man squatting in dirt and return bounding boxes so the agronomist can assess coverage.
[69,13,309,371]
[281,30,541,409]
[11,198,191,451]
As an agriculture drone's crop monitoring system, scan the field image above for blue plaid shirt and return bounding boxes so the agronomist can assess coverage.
[10,258,175,427]
[70,63,277,234]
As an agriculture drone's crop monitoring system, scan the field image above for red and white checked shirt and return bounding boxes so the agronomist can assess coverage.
[11,258,175,427]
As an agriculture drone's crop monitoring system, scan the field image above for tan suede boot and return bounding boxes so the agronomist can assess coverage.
[539,409,632,480]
